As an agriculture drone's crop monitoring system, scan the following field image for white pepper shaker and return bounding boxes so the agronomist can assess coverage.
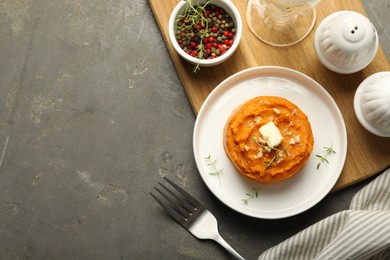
[354,72,390,137]
[314,11,378,74]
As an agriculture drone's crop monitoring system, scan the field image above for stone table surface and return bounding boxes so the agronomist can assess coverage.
[0,1,389,259]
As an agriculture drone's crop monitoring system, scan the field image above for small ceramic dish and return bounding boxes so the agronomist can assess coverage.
[168,0,242,67]
[354,72,390,137]
[314,11,378,74]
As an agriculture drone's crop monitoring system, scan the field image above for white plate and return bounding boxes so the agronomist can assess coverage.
[193,66,347,219]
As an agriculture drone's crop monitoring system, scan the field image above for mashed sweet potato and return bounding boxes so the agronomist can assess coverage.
[223,96,314,184]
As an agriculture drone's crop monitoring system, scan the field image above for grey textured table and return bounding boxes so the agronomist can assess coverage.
[0,1,389,259]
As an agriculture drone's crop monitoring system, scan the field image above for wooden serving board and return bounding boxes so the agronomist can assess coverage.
[149,0,390,190]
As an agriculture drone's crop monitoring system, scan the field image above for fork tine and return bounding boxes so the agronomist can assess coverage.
[151,177,205,228]
[155,183,192,218]
[158,182,194,212]
[150,191,186,225]
[163,176,202,208]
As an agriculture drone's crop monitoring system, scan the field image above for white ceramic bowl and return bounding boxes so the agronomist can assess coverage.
[168,0,242,67]
[354,72,390,137]
[314,11,378,74]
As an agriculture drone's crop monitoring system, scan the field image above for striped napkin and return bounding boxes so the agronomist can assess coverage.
[259,167,390,260]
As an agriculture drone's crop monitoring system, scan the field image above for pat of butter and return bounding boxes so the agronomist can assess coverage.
[259,122,283,147]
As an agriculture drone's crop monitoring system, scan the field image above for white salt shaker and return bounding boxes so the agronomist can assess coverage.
[354,72,390,137]
[314,11,378,74]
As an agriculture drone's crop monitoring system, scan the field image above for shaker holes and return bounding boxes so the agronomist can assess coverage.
[351,26,359,34]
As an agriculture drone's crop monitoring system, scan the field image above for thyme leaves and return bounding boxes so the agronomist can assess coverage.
[242,188,259,205]
[205,155,223,185]
[316,143,336,169]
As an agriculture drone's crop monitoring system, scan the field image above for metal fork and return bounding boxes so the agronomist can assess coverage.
[150,176,245,260]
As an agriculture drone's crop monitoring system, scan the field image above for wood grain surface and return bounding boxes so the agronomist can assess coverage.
[149,0,390,190]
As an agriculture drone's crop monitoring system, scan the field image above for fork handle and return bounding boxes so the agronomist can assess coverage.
[215,235,245,260]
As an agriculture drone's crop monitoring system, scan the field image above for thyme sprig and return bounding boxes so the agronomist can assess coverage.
[242,188,259,205]
[252,136,288,170]
[316,143,336,169]
[264,146,287,170]
[205,155,223,185]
